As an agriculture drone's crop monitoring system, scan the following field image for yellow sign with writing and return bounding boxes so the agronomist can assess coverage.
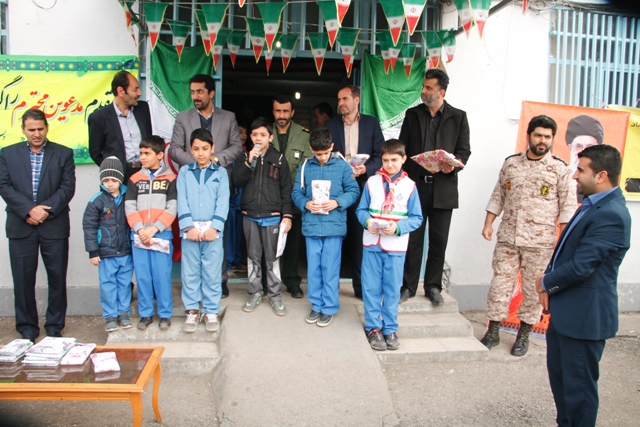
[0,56,138,164]
[608,105,640,201]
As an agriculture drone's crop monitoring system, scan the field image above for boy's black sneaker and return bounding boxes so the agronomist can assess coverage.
[306,310,321,324]
[384,333,400,350]
[159,318,171,330]
[137,317,153,330]
[367,329,386,351]
[317,313,333,327]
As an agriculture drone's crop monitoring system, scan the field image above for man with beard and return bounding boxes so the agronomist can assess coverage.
[89,71,152,182]
[170,74,243,297]
[399,69,471,306]
[480,115,576,356]
[272,94,312,298]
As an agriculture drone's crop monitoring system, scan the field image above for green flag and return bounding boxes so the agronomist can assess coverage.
[167,20,191,61]
[361,51,426,139]
[200,4,229,47]
[279,34,299,73]
[195,10,212,56]
[336,0,351,24]
[422,31,442,69]
[257,2,288,51]
[227,30,247,68]
[148,40,213,172]
[403,0,427,35]
[212,28,232,71]
[401,44,417,79]
[470,0,492,38]
[264,34,283,75]
[317,1,340,47]
[379,0,405,46]
[437,30,456,63]
[308,32,329,75]
[246,17,266,63]
[452,0,473,37]
[377,31,391,74]
[143,2,168,51]
[337,28,360,74]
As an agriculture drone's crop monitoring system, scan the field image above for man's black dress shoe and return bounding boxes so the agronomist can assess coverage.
[427,287,444,306]
[22,335,37,343]
[399,288,411,304]
[47,331,62,337]
[288,286,304,299]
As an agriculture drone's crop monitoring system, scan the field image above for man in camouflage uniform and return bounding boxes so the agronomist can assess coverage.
[480,115,577,356]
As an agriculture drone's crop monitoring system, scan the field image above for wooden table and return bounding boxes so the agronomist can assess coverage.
[0,345,164,427]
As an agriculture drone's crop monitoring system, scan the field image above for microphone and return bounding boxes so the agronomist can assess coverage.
[250,144,262,169]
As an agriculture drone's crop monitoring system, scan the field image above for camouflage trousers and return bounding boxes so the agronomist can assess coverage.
[486,242,554,325]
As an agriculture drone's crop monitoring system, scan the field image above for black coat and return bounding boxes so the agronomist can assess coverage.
[231,146,293,219]
[400,101,471,209]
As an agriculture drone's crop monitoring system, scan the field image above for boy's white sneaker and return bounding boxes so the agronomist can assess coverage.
[203,313,220,332]
[183,310,200,333]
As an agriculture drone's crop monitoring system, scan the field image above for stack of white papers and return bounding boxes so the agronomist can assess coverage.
[0,339,33,363]
[22,337,77,367]
[60,343,97,366]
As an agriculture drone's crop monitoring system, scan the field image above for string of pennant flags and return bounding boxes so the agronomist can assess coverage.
[118,0,530,77]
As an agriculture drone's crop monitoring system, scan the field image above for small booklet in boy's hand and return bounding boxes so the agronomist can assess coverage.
[411,149,464,174]
[133,234,171,254]
[349,154,370,169]
[276,221,288,258]
[311,180,332,215]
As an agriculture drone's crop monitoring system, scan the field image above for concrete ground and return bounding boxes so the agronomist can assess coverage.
[0,311,639,427]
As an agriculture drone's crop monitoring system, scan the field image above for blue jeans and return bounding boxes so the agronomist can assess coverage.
[181,237,223,314]
[306,236,342,315]
[132,241,173,318]
[362,249,405,335]
[98,255,134,319]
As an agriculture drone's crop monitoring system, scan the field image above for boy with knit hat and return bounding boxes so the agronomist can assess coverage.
[82,156,134,332]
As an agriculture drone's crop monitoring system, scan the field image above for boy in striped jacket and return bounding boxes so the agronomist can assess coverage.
[125,136,177,331]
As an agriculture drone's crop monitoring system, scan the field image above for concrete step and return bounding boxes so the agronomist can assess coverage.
[396,312,474,338]
[107,309,226,343]
[104,340,220,376]
[354,291,460,316]
[376,336,489,365]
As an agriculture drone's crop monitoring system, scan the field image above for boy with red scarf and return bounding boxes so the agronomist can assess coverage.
[356,139,423,351]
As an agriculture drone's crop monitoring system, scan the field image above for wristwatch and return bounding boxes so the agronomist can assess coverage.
[211,155,219,164]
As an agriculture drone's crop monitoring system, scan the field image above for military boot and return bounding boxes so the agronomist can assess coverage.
[480,320,501,349]
[511,322,533,357]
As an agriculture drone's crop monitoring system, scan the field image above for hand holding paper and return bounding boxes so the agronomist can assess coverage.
[411,149,464,174]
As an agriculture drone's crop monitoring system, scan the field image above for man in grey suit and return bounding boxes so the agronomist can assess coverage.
[169,74,243,297]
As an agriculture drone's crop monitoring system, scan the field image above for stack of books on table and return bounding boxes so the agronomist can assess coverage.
[0,339,33,363]
[22,337,77,367]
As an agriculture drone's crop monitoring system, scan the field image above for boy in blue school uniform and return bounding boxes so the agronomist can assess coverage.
[82,157,133,332]
[292,128,360,327]
[177,129,229,333]
[356,139,423,351]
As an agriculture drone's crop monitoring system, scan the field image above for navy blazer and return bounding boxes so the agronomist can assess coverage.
[325,114,384,184]
[544,187,631,340]
[0,141,76,239]
[88,100,153,167]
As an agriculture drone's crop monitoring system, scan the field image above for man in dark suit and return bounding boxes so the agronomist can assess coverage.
[89,70,153,182]
[169,74,243,298]
[0,110,76,342]
[536,144,631,427]
[399,69,471,305]
[325,85,384,298]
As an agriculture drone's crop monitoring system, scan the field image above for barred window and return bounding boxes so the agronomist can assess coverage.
[550,6,640,108]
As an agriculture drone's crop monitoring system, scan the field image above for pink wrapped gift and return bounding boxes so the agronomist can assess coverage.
[410,149,464,174]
